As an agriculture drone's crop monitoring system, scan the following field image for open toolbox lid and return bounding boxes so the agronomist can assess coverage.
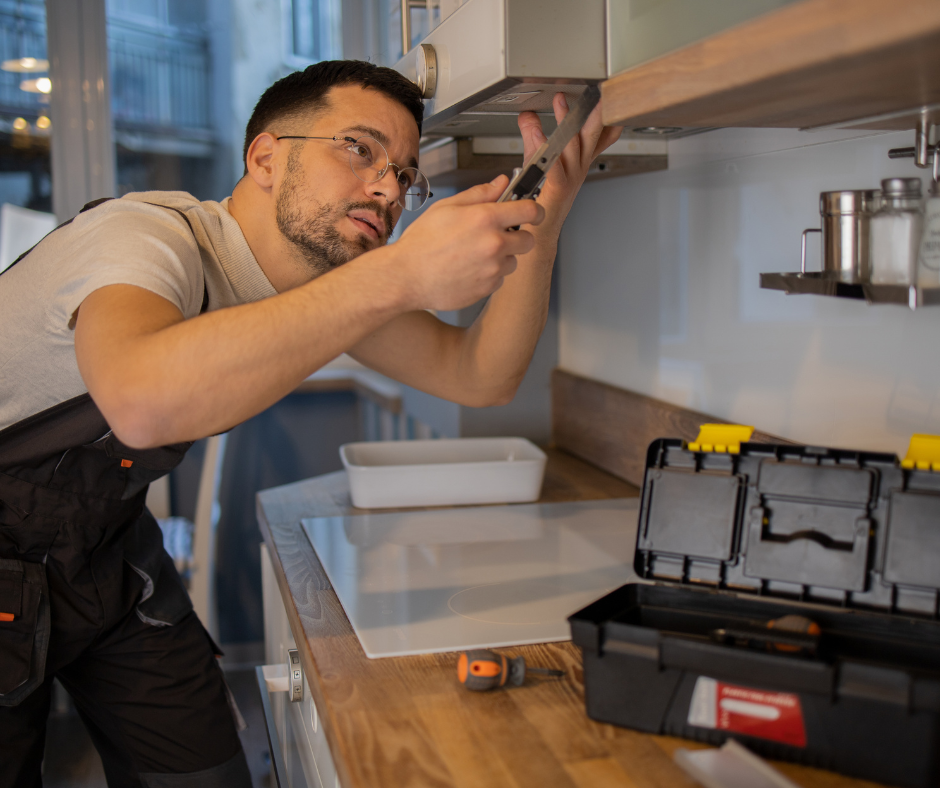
[634,426,940,617]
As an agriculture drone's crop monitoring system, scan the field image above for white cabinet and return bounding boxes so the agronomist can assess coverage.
[261,543,340,788]
[606,0,796,76]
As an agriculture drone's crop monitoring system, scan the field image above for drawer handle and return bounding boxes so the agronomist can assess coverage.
[261,649,304,702]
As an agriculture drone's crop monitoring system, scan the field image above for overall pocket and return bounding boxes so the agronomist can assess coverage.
[0,557,50,706]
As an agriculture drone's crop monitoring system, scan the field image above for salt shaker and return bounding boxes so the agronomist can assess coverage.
[918,152,940,287]
[870,177,924,285]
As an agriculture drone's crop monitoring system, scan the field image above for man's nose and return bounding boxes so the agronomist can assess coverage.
[368,167,402,207]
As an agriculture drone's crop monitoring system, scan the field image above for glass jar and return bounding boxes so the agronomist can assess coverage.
[918,179,940,287]
[870,177,924,285]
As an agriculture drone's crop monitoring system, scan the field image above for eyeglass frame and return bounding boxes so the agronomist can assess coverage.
[274,134,433,211]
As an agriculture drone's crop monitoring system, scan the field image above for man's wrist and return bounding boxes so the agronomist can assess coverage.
[530,214,563,252]
[345,242,420,314]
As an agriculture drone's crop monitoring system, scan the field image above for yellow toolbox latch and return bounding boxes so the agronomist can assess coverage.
[901,433,940,471]
[688,424,755,455]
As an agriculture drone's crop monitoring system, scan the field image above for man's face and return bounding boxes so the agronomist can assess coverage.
[273,84,421,279]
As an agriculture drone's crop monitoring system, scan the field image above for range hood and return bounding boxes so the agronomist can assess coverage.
[393,0,607,138]
[394,0,799,142]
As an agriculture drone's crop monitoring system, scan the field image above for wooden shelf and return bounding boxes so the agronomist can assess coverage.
[601,0,940,132]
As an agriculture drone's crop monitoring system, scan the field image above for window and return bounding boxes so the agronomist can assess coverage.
[0,0,52,213]
[106,0,219,199]
[284,0,342,66]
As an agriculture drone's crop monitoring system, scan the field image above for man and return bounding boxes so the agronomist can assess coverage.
[0,60,620,786]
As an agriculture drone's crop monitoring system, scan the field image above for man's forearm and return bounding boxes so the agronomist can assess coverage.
[454,226,559,402]
[76,250,412,447]
[76,181,543,448]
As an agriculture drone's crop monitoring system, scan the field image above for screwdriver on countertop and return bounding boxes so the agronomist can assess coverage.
[457,649,565,691]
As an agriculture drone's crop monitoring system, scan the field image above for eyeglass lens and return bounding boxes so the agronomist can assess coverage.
[347,136,430,211]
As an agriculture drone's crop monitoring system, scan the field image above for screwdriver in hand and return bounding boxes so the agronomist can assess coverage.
[457,649,565,691]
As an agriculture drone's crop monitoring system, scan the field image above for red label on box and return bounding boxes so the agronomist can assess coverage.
[687,676,807,748]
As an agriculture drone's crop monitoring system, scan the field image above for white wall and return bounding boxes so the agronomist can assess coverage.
[558,127,939,457]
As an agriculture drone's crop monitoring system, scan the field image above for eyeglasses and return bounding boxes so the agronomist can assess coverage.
[276,134,432,211]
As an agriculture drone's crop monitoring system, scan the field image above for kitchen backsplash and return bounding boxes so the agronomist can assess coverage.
[559,127,938,456]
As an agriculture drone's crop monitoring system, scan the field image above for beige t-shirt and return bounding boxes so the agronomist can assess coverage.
[0,191,277,431]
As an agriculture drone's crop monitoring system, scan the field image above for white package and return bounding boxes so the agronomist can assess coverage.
[674,739,802,788]
[340,437,547,509]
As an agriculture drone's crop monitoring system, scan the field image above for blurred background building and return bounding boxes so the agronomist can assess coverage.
[0,0,419,211]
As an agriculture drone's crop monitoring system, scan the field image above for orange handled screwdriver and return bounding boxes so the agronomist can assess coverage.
[767,614,822,653]
[456,649,564,691]
[711,614,822,655]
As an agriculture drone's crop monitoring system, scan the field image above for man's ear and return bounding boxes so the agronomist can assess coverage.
[245,132,279,190]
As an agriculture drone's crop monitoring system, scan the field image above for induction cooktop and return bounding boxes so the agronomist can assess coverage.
[301,498,639,658]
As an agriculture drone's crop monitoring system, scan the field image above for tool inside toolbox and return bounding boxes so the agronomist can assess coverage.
[599,583,940,673]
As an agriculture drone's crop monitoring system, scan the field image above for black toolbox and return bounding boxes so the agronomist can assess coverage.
[569,427,940,788]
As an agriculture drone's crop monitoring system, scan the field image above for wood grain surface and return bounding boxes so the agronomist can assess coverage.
[551,369,789,488]
[601,0,940,131]
[257,449,885,788]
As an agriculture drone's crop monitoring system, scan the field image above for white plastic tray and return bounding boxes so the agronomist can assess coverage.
[340,438,547,509]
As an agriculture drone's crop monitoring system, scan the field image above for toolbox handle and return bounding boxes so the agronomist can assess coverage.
[660,637,833,696]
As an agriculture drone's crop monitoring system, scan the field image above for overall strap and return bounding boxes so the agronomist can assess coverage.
[0,197,209,313]
[1,197,115,275]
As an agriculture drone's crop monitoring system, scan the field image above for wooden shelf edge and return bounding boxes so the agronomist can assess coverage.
[601,0,940,131]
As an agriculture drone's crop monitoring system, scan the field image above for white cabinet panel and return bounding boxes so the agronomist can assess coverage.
[261,544,340,788]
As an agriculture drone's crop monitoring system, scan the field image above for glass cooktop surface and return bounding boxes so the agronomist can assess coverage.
[301,498,639,658]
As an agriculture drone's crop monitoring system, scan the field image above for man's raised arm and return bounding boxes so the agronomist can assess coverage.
[74,185,542,448]
[348,94,623,407]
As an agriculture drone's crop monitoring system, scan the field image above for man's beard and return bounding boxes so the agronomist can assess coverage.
[275,147,394,279]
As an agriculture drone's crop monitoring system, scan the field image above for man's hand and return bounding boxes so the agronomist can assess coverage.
[517,93,623,238]
[387,177,544,312]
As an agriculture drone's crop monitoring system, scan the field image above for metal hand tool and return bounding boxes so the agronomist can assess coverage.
[457,649,565,691]
[497,84,601,206]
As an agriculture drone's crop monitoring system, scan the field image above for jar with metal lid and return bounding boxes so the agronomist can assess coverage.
[918,159,940,287]
[870,177,924,285]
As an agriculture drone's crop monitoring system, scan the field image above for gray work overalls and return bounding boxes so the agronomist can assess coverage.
[0,200,251,787]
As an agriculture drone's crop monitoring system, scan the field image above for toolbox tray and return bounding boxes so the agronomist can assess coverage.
[569,436,940,788]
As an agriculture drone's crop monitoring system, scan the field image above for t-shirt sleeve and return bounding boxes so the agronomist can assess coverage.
[48,200,204,327]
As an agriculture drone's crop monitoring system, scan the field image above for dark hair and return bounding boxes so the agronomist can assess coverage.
[242,60,424,170]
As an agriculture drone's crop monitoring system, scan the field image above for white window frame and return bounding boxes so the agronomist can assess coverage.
[46,0,115,222]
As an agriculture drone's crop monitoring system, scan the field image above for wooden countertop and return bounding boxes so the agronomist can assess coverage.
[256,448,886,788]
